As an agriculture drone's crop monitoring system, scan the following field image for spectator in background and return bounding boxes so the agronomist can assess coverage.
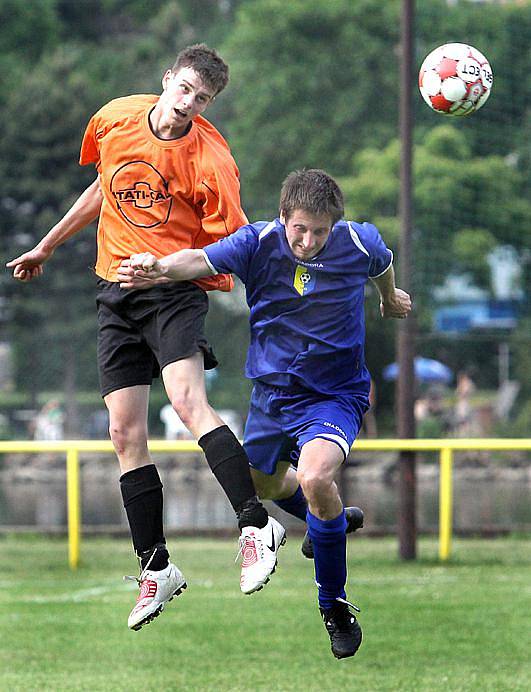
[34,399,64,441]
[453,371,476,437]
[415,385,450,438]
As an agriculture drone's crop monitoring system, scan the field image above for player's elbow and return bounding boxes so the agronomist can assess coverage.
[189,251,215,279]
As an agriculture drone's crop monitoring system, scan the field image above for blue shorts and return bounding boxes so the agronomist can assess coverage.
[243,381,370,476]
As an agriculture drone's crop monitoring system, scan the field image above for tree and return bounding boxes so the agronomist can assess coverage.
[223,0,401,217]
[340,124,531,299]
[0,41,162,427]
[339,123,531,394]
[0,0,60,103]
[222,0,530,220]
[416,1,530,158]
[1,0,529,426]
[0,2,242,425]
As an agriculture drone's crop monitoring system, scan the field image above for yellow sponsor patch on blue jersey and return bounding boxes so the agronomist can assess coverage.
[293,265,316,296]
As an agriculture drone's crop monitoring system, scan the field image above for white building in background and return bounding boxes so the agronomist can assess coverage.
[434,244,525,303]
[487,246,524,300]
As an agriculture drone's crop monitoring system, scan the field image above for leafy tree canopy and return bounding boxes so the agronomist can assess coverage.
[341,124,531,300]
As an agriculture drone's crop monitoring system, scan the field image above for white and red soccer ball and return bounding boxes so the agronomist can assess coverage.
[418,43,493,116]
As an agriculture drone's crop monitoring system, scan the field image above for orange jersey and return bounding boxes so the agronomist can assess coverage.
[79,94,248,290]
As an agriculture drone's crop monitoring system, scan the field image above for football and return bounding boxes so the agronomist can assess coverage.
[418,43,493,116]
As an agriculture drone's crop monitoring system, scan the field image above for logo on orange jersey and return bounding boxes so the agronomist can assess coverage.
[110,161,172,228]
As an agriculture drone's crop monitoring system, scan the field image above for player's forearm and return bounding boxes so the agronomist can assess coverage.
[371,264,412,319]
[370,263,396,300]
[156,249,214,281]
[39,178,102,254]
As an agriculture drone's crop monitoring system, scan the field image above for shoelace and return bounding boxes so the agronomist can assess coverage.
[335,596,361,614]
[124,546,158,586]
[235,533,264,563]
[235,535,251,563]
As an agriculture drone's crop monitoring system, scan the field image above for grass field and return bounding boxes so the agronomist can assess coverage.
[0,534,530,691]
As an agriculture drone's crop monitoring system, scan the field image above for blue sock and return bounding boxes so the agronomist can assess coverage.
[273,486,307,522]
[306,509,347,609]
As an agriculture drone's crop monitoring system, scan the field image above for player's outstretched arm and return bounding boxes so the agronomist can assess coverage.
[370,265,412,319]
[117,249,214,289]
[6,177,102,281]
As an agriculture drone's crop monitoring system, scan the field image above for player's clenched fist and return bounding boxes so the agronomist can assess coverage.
[117,254,167,289]
[130,252,161,275]
[380,289,412,319]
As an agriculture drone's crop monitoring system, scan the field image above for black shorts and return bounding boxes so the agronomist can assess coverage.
[96,278,218,397]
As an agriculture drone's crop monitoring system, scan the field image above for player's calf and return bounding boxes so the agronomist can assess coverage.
[302,506,364,559]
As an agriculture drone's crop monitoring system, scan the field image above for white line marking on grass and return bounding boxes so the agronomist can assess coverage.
[13,584,124,604]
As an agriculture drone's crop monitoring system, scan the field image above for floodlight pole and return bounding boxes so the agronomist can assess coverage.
[397,0,417,560]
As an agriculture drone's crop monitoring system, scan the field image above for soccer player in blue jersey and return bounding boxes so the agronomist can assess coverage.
[118,169,411,659]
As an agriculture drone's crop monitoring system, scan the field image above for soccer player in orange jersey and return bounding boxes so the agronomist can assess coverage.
[7,44,285,630]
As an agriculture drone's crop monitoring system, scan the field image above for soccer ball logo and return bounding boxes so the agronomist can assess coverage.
[300,272,311,285]
[418,43,493,116]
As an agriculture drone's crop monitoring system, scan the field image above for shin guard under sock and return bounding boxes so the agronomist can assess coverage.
[120,464,169,571]
[274,485,308,522]
[306,509,347,609]
[198,425,268,529]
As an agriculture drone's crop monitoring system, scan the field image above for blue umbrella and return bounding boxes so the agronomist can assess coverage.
[382,357,453,384]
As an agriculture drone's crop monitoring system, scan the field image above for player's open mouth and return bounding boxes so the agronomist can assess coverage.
[174,108,188,119]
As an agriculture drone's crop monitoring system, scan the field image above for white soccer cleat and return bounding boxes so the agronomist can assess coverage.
[237,516,286,594]
[125,562,187,631]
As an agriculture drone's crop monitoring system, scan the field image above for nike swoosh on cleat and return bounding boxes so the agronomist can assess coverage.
[266,526,276,552]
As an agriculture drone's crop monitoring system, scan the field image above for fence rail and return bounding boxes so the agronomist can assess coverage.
[1,438,529,568]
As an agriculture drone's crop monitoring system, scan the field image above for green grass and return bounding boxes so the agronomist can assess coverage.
[0,535,530,691]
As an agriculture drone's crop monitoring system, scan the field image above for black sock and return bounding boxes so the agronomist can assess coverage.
[236,496,269,531]
[198,425,269,530]
[120,464,169,571]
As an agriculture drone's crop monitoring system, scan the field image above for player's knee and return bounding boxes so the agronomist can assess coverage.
[296,468,328,503]
[109,421,147,456]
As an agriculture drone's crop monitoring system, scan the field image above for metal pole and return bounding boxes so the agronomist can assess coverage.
[397,0,417,560]
[439,447,453,561]
[66,448,81,569]
[498,342,510,386]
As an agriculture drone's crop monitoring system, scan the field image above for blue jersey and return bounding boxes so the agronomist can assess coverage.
[203,219,393,395]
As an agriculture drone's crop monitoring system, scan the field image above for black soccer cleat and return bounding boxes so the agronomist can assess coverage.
[320,597,362,660]
[301,506,364,559]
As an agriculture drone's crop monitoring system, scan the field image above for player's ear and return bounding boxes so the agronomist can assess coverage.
[162,70,173,90]
[279,212,286,224]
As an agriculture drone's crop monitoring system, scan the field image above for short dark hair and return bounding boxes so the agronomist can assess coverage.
[171,43,229,96]
[279,169,344,226]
